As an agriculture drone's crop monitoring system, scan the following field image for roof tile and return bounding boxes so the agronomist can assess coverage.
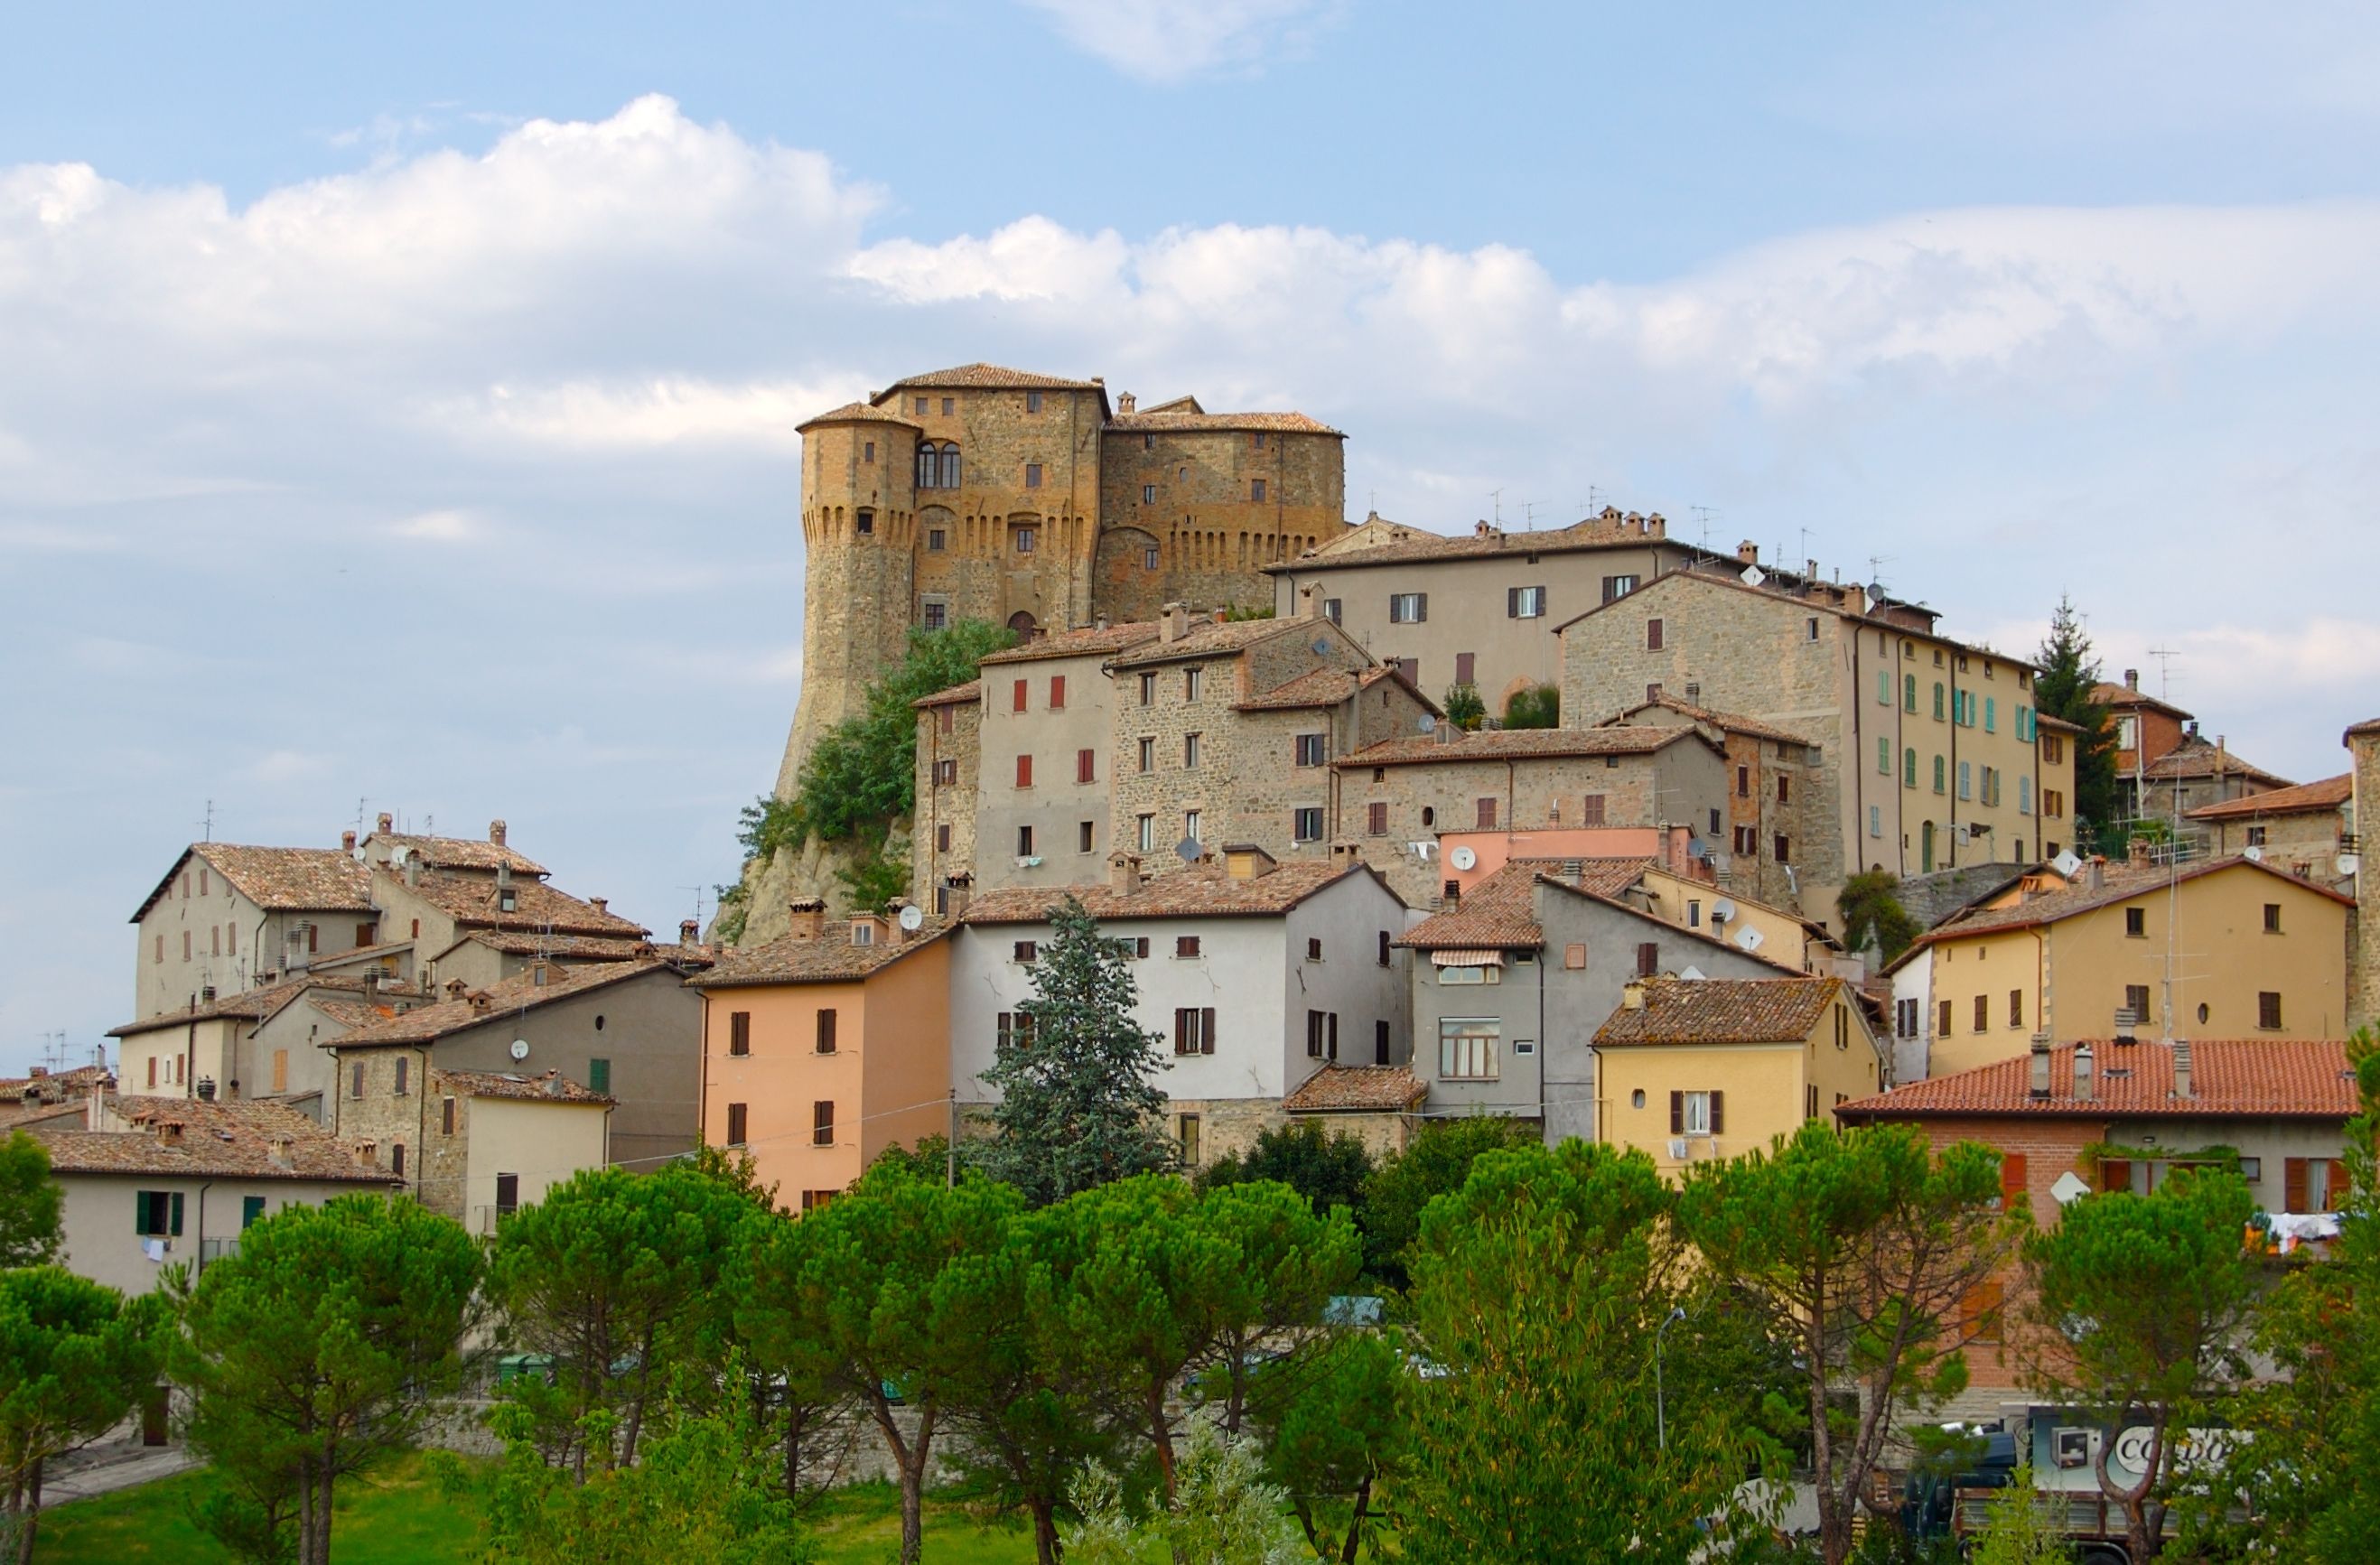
[1593,976,1849,1047]
[47,1099,398,1183]
[1837,1038,2357,1120]
[1283,1065,1428,1113]
[961,862,1379,925]
[689,921,949,988]
[1339,726,1696,769]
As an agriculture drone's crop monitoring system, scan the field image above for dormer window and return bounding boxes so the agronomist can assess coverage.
[850,920,875,947]
[499,890,518,913]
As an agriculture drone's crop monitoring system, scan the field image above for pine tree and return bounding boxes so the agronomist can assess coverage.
[980,896,1173,1205]
[2034,594,2121,834]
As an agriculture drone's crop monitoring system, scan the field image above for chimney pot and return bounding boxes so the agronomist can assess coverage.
[156,1120,185,1147]
[1109,852,1142,894]
[269,1135,294,1169]
[680,918,700,945]
[1622,980,1647,1011]
[405,854,421,890]
[2124,668,2139,691]
[1117,391,1136,414]
[2086,856,2105,890]
[788,899,826,940]
[490,819,508,846]
[2172,1039,2194,1101]
[195,1076,216,1103]
[1160,602,1187,644]
[2072,1042,2095,1103]
[341,830,357,852]
[590,897,607,917]
[1736,541,1759,564]
[1300,583,1323,620]
[378,812,394,834]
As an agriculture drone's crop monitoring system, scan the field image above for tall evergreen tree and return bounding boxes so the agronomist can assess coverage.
[2033,594,2121,834]
[980,896,1172,1205]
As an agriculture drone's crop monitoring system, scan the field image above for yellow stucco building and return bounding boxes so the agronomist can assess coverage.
[1592,975,1884,1183]
[1890,854,2353,1080]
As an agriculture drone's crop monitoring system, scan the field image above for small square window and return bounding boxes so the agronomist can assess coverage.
[2126,908,2147,937]
[1176,935,1201,958]
[941,396,954,415]
[1143,484,1156,504]
[1027,390,1043,414]
[2263,902,2282,933]
[1014,940,1038,964]
[1293,806,1323,842]
[1251,479,1267,502]
[1143,546,1161,570]
[928,528,946,551]
[916,396,929,415]
[1013,526,1037,554]
[1025,462,1043,489]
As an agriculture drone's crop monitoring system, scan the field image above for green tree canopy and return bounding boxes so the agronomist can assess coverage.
[1440,684,1485,731]
[1677,1123,2024,1565]
[979,895,1173,1205]
[1195,1120,1375,1217]
[0,1267,170,1563]
[1400,1141,1741,1563]
[2022,1166,2260,1561]
[1247,1329,1405,1562]
[2032,594,2120,833]
[177,1195,482,1565]
[1500,685,1560,729]
[1355,1115,1538,1290]
[485,1160,770,1476]
[1836,871,1922,963]
[0,1132,61,1271]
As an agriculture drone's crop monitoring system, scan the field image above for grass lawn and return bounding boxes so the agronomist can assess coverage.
[33,1458,1168,1564]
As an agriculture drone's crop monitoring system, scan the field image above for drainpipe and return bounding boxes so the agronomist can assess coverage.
[2030,927,2049,1046]
[416,1046,429,1202]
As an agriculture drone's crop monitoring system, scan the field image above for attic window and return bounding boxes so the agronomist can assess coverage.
[851,920,875,946]
[499,890,518,913]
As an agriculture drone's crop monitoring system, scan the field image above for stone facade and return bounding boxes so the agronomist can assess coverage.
[780,368,1350,797]
[2350,722,2379,1029]
[911,685,985,915]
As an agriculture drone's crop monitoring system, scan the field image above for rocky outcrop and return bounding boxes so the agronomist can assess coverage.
[722,821,913,947]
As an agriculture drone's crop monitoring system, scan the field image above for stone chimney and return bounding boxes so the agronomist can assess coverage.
[2127,835,2154,869]
[1160,602,1188,644]
[268,1135,294,1170]
[2029,1037,2052,1099]
[1622,980,1647,1011]
[946,874,974,920]
[404,852,421,890]
[490,819,508,847]
[1300,583,1323,619]
[1109,853,1142,894]
[2124,668,2140,691]
[155,1120,185,1148]
[543,1069,564,1097]
[2172,1039,2193,1101]
[1736,541,1759,565]
[2086,856,2105,890]
[470,991,493,1014]
[341,829,357,852]
[378,812,395,834]
[590,897,607,918]
[1117,391,1136,414]
[788,898,826,940]
[354,1141,378,1170]
[680,918,700,946]
[2072,1041,2095,1103]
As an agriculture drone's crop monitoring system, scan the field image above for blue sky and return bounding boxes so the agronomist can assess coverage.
[5,2,2378,1070]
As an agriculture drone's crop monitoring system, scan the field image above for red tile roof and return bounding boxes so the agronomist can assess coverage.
[961,862,1386,925]
[978,621,1161,666]
[2139,736,2290,787]
[689,922,950,989]
[882,363,1103,392]
[0,1066,113,1105]
[48,1099,398,1183]
[1601,694,1815,747]
[132,844,373,923]
[912,680,982,710]
[1837,1039,2357,1121]
[1262,509,1677,573]
[1107,409,1343,437]
[1593,976,1852,1048]
[798,400,924,432]
[1108,617,1306,669]
[365,832,548,876]
[333,960,677,1047]
[2185,773,2350,822]
[108,974,392,1038]
[392,868,649,939]
[1234,666,1362,711]
[434,1067,612,1105]
[1339,726,1702,769]
[2347,718,2380,740]
[2091,681,2193,721]
[1283,1065,1428,1113]
[1911,854,2352,948]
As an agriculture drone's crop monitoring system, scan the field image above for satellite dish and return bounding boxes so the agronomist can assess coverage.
[1678,964,1707,982]
[509,1039,529,1062]
[1176,836,1203,864]
[1740,564,1767,587]
[898,904,926,932]
[2340,853,2362,877]
[1311,638,1331,656]
[1449,845,1478,871]
[1711,899,1737,923]
[2052,849,2085,878]
[2242,845,2263,862]
[1733,927,1765,952]
[1418,713,1437,733]
[2050,1171,2093,1206]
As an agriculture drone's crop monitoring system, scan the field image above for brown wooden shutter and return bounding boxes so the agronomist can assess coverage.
[1637,942,1659,976]
[2001,1152,2028,1210]
[2284,1158,2310,1212]
[1670,1092,1685,1134]
[1201,1008,1217,1055]
[1078,748,1096,784]
[1647,618,1664,650]
[1415,593,1427,622]
[1507,587,1519,617]
[442,1096,456,1135]
[817,1009,837,1053]
[726,1103,747,1145]
[1709,1091,1725,1134]
[2100,1157,2133,1195]
[1368,801,1387,834]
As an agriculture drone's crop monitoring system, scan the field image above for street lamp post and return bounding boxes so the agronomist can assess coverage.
[1656,1305,1687,1451]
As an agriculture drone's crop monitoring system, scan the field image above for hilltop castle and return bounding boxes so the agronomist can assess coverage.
[776,363,1350,795]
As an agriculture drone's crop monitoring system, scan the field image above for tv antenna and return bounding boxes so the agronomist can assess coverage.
[1520,500,1543,530]
[2146,646,2178,703]
[197,798,216,843]
[1689,506,1721,553]
[1489,488,1502,526]
[678,885,711,929]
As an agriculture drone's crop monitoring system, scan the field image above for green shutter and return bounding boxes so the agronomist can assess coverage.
[588,1057,611,1094]
[135,1191,148,1235]
[242,1196,266,1229]
[170,1192,185,1237]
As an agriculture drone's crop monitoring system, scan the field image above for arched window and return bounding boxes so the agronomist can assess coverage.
[939,443,961,489]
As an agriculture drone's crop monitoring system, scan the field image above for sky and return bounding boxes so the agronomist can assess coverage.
[5,2,2378,1071]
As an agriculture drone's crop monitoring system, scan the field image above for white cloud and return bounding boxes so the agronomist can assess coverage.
[426,377,842,452]
[1015,0,1347,82]
[391,508,478,542]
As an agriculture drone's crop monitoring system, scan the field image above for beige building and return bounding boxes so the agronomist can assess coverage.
[1886,853,2355,1080]
[38,1096,397,1296]
[1593,976,1885,1183]
[108,973,412,1107]
[783,365,1349,793]
[1558,561,2074,933]
[401,1067,611,1230]
[1263,509,1700,708]
[2187,774,2354,884]
[129,843,377,1021]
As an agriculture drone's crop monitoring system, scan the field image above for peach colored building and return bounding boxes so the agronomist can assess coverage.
[689,903,952,1212]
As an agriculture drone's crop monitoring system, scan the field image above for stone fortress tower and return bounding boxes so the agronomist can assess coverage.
[2350,718,2380,1030]
[777,363,1349,796]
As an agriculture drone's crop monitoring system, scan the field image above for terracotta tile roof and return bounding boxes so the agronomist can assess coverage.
[395,869,649,939]
[434,1067,612,1105]
[108,974,378,1038]
[2347,718,2380,739]
[1602,694,1814,748]
[2186,773,2352,822]
[1837,1039,2358,1122]
[133,844,373,923]
[0,1101,89,1136]
[1108,617,1303,669]
[49,1099,398,1183]
[438,930,658,964]
[1107,409,1343,436]
[303,997,390,1031]
[1593,976,1851,1048]
[798,399,924,432]
[1912,855,2352,949]
[978,621,1161,666]
[1283,1065,1428,1113]
[2139,736,2290,787]
[690,922,951,988]
[1339,726,1701,769]
[1263,510,1678,573]
[0,1067,113,1105]
[2036,712,2087,734]
[365,832,547,876]
[1396,858,1657,950]
[961,862,1386,925]
[1234,666,1361,711]
[333,960,677,1047]
[307,940,417,973]
[2092,681,2193,721]
[913,679,982,710]
[881,363,1102,392]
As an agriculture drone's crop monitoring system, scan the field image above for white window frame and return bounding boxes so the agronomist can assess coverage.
[1439,1018,1499,1080]
[1682,1090,1713,1136]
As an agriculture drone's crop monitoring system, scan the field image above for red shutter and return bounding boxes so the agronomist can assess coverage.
[1669,1092,1684,1135]
[2000,1152,2028,1211]
[2284,1158,2310,1213]
[1647,618,1664,650]
[2100,1157,2133,1195]
[1367,802,1387,834]
[1050,675,1066,709]
[1709,1091,1725,1134]
[1016,754,1032,787]
[1077,748,1096,784]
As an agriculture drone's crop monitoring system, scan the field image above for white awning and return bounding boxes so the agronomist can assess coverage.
[1429,949,1506,967]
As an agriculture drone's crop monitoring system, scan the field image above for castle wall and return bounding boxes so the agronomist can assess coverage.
[1097,428,1346,618]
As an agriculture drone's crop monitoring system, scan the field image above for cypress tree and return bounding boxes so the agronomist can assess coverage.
[2033,594,2122,836]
